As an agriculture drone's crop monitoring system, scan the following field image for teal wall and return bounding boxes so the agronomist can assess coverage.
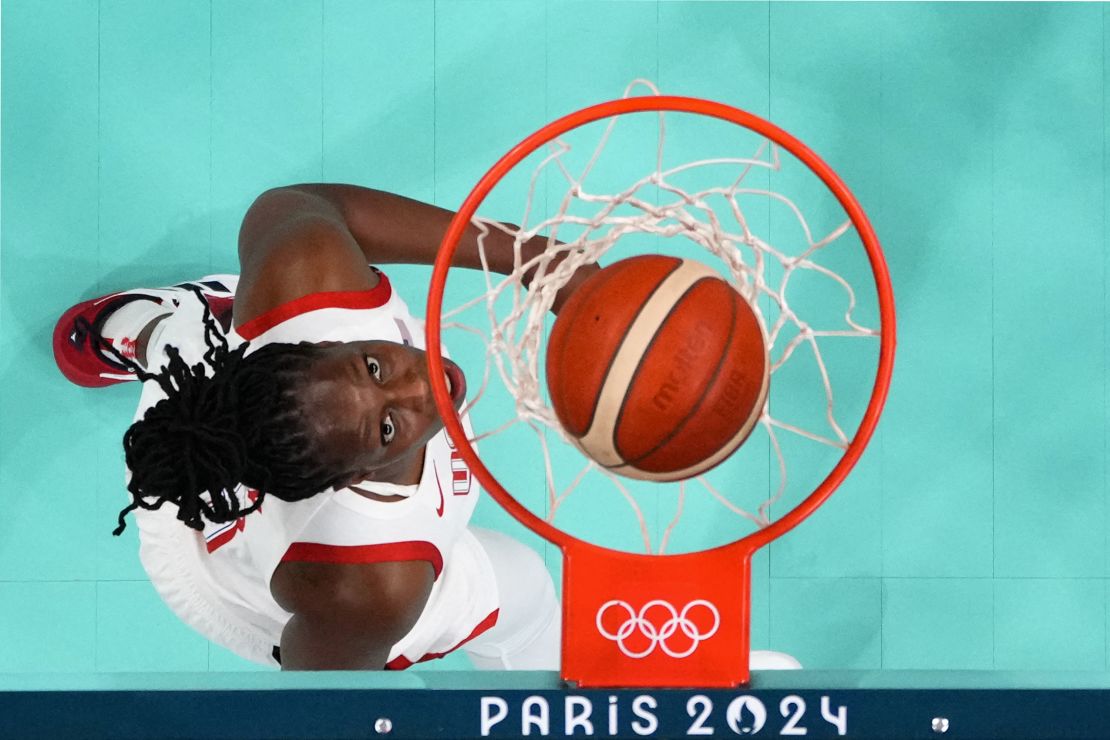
[2,0,1107,676]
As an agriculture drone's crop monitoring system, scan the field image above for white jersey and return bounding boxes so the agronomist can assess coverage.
[131,272,499,668]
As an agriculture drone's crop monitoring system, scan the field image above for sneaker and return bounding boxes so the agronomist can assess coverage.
[52,278,235,388]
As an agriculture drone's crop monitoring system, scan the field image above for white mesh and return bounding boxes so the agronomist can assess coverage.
[441,81,881,554]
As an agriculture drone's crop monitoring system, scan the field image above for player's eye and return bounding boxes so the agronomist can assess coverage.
[381,413,396,445]
[365,356,382,381]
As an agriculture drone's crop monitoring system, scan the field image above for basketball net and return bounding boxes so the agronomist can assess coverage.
[428,81,895,686]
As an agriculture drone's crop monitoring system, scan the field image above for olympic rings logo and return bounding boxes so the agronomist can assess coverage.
[595,599,720,659]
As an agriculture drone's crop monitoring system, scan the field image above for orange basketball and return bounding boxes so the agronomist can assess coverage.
[546,255,769,481]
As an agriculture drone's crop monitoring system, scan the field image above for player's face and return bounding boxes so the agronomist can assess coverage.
[295,340,467,481]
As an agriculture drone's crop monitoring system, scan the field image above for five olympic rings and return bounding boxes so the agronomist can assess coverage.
[595,599,721,659]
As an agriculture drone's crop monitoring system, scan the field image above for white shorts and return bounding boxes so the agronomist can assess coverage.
[463,528,561,670]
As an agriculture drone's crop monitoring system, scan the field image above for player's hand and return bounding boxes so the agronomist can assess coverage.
[549,261,601,315]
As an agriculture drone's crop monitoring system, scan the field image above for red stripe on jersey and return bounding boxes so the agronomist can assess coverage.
[205,488,263,553]
[235,275,393,340]
[385,609,500,670]
[205,520,244,553]
[281,540,443,579]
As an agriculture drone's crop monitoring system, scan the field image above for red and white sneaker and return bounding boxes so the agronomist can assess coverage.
[52,277,235,388]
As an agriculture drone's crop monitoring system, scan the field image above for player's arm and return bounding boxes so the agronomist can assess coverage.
[234,187,380,326]
[272,184,555,275]
[234,184,592,325]
[271,559,434,670]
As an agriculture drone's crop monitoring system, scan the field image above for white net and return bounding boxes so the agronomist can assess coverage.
[439,81,883,555]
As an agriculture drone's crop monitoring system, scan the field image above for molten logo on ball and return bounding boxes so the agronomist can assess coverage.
[651,321,713,413]
[546,255,769,482]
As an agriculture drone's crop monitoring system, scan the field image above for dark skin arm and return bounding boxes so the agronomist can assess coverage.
[238,184,589,670]
[271,559,434,670]
[235,184,589,325]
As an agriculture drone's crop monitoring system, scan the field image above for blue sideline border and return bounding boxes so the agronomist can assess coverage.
[3,671,1110,738]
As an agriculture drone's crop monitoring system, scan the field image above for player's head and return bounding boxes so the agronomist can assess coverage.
[287,339,467,482]
[101,293,466,535]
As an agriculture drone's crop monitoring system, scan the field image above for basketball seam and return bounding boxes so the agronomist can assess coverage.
[580,257,683,435]
[613,357,769,481]
[547,255,618,435]
[616,279,739,468]
[575,258,723,468]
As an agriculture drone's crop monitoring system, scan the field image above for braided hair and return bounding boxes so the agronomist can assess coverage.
[88,288,351,535]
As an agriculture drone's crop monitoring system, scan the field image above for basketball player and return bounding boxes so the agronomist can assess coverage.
[54,184,801,673]
[53,184,578,671]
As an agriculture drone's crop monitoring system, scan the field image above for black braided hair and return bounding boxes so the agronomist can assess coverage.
[85,287,351,535]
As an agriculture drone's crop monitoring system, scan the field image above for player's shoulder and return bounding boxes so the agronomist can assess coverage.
[231,268,399,346]
[271,557,434,619]
[234,187,381,329]
[270,557,435,669]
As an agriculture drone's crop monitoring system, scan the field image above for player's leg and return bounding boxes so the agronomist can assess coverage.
[463,527,560,671]
[53,276,237,385]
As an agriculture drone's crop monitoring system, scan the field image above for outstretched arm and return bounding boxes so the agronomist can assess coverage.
[234,184,589,327]
[279,184,553,278]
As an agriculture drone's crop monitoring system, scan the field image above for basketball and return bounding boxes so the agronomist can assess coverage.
[546,255,769,482]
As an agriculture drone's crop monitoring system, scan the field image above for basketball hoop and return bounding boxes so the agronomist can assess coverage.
[426,85,895,687]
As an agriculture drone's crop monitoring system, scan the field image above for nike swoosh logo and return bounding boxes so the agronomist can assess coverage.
[433,468,446,518]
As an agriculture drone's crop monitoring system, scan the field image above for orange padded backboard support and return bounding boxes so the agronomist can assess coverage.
[561,540,753,688]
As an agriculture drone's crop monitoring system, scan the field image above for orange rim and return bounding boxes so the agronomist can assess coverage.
[426,95,896,558]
